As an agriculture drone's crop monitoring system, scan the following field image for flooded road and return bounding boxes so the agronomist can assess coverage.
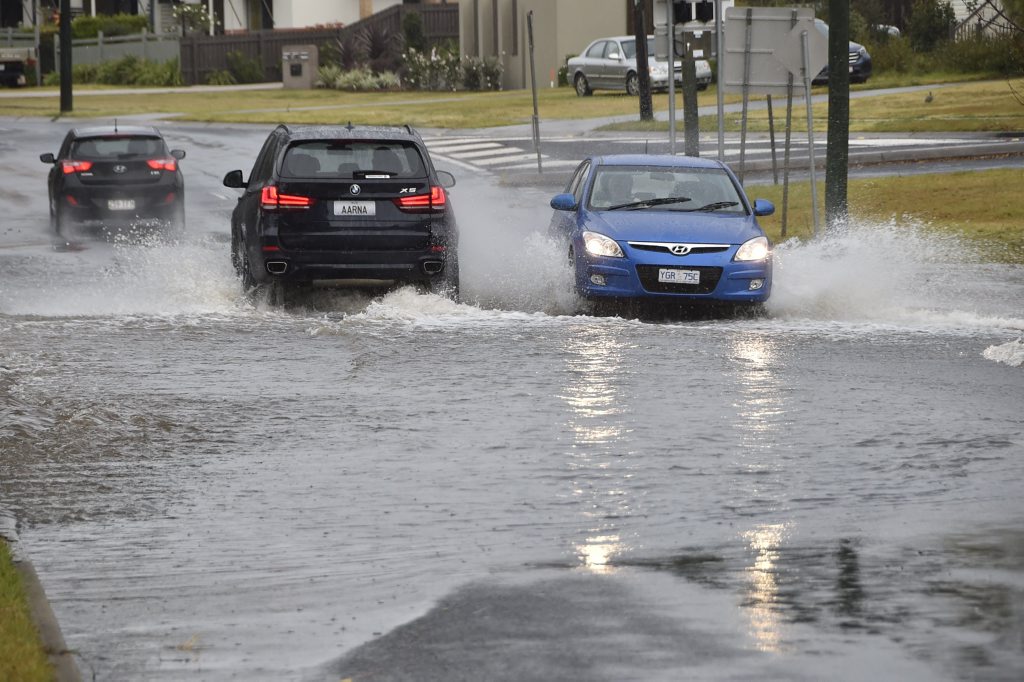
[1,119,1023,681]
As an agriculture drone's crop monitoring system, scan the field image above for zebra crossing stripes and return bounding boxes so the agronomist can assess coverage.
[425,138,546,171]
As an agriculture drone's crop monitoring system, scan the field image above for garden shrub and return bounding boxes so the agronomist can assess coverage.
[462,55,503,91]
[402,45,461,91]
[72,13,149,39]
[225,51,264,83]
[205,69,237,86]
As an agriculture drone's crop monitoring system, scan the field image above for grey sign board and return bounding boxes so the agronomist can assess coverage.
[721,7,825,95]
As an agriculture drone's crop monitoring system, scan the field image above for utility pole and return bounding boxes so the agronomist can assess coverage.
[633,0,654,121]
[59,0,72,113]
[825,0,850,229]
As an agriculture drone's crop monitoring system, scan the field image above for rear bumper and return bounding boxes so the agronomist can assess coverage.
[251,248,452,285]
[58,181,183,224]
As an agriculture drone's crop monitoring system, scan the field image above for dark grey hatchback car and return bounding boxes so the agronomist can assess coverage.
[223,124,458,302]
[40,124,186,237]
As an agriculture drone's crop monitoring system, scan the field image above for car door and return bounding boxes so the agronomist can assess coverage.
[603,39,627,88]
[581,40,608,88]
[238,131,281,241]
[549,159,591,240]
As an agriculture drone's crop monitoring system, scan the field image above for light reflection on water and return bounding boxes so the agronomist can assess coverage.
[743,523,790,653]
[560,324,632,573]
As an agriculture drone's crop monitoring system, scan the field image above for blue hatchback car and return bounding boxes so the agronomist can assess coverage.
[549,154,774,309]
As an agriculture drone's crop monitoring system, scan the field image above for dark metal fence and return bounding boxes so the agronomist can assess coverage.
[179,4,459,86]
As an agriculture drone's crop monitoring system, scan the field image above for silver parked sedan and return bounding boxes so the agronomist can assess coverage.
[567,35,712,97]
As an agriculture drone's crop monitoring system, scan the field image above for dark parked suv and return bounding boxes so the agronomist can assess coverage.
[224,124,458,302]
[40,124,186,237]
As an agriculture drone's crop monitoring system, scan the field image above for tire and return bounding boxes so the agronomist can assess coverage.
[626,72,639,96]
[574,73,592,97]
[52,202,73,239]
[429,254,460,302]
[169,201,186,237]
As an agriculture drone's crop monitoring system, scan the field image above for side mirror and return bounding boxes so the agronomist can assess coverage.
[223,169,247,189]
[171,149,186,160]
[753,199,775,216]
[550,193,578,211]
[607,52,621,61]
[40,152,55,164]
[436,170,456,188]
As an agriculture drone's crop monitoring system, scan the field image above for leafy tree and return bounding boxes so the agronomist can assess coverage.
[907,0,956,51]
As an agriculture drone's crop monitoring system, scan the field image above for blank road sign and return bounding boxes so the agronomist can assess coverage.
[722,7,823,95]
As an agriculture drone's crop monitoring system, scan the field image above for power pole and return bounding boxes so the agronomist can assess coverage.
[634,0,654,121]
[59,0,72,113]
[825,0,850,229]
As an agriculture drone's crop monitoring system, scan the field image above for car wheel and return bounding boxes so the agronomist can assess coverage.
[52,202,73,238]
[626,72,639,96]
[170,201,186,237]
[697,82,709,91]
[429,254,460,302]
[574,73,592,97]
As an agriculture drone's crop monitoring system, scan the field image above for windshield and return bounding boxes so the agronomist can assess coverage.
[620,38,656,60]
[282,140,427,179]
[71,136,167,159]
[588,165,746,214]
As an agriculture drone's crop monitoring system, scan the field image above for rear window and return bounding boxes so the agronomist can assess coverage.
[281,141,427,179]
[71,136,167,159]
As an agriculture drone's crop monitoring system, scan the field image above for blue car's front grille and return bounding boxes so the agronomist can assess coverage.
[636,265,723,294]
[629,243,730,256]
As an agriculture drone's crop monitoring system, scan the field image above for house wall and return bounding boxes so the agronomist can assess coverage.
[460,0,624,90]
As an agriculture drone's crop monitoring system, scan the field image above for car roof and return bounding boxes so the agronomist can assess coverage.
[277,123,424,144]
[589,154,728,170]
[71,125,164,138]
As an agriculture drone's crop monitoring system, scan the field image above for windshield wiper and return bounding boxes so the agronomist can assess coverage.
[680,201,740,212]
[606,196,692,211]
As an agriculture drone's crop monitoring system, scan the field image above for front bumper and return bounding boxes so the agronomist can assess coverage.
[575,248,772,303]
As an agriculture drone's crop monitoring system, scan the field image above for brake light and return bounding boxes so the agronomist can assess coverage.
[260,185,313,210]
[146,158,177,172]
[61,160,93,174]
[396,186,446,212]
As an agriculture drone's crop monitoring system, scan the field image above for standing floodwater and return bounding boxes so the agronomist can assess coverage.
[1,134,1023,680]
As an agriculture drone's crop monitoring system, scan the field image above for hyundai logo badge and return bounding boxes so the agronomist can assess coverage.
[350,184,361,196]
[670,244,692,255]
[113,165,128,174]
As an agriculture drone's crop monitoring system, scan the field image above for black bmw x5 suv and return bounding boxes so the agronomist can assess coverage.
[224,124,458,302]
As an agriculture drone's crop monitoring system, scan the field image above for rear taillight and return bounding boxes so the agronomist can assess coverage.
[146,158,177,172]
[395,186,446,212]
[61,160,93,174]
[260,185,313,210]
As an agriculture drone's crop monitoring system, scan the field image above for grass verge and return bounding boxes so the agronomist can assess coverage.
[745,167,1024,263]
[0,539,54,682]
[600,78,1024,134]
[2,73,1018,133]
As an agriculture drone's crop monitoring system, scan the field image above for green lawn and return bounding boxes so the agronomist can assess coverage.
[3,73,1019,132]
[0,540,53,682]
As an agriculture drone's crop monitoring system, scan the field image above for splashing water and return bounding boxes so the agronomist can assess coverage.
[766,217,1024,334]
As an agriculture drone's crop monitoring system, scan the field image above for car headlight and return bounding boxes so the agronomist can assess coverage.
[734,236,770,262]
[582,231,624,258]
[858,46,869,58]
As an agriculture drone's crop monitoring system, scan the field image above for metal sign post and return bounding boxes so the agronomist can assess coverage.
[527,11,542,174]
[801,29,820,237]
[666,0,676,154]
[715,0,724,160]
